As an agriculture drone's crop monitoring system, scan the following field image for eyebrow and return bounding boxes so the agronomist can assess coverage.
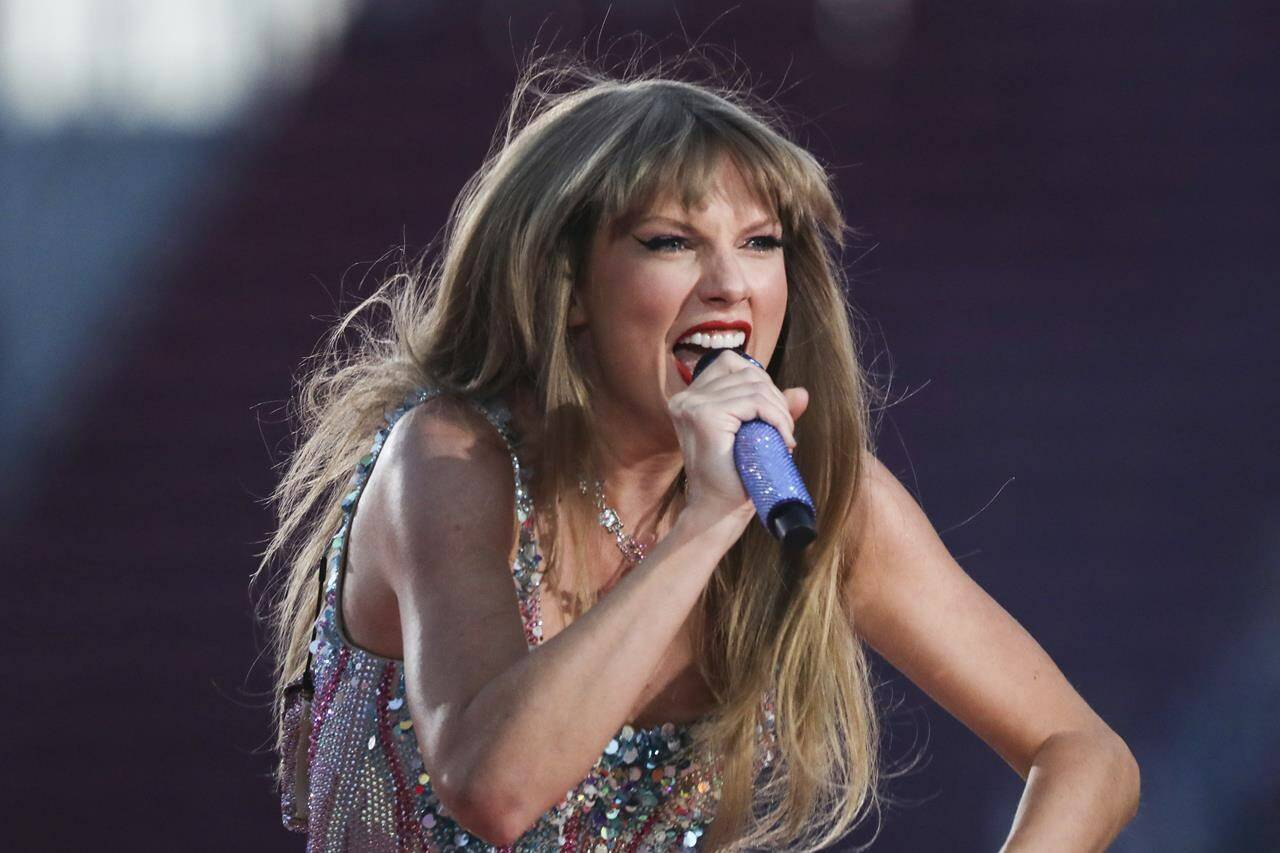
[633,214,782,236]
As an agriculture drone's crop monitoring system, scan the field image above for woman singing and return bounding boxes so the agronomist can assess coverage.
[258,58,1140,851]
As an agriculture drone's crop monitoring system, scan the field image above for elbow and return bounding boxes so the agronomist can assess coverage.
[466,788,533,847]
[1113,735,1142,825]
[1086,726,1140,828]
[423,714,540,846]
[434,767,535,847]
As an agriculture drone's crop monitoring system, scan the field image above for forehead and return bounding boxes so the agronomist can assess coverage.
[607,157,778,238]
[652,169,775,221]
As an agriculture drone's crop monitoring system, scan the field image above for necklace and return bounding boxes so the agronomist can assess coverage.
[578,477,650,565]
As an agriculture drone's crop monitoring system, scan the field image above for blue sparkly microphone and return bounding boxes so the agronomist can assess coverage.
[692,349,817,551]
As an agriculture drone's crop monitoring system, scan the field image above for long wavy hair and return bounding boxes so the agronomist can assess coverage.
[256,52,893,851]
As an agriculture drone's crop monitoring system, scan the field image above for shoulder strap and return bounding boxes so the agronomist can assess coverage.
[460,392,535,549]
[300,386,441,690]
[462,392,521,455]
[456,392,531,506]
[300,385,528,688]
[464,392,542,647]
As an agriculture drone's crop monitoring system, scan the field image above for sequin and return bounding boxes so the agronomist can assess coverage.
[294,386,780,850]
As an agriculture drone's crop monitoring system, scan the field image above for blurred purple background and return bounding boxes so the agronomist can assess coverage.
[2,1,1276,849]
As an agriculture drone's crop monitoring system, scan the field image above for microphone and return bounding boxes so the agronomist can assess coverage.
[692,349,817,551]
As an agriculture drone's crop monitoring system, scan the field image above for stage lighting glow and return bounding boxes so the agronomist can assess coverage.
[0,0,360,133]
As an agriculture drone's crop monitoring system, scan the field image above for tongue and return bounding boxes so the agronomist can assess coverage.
[673,344,704,374]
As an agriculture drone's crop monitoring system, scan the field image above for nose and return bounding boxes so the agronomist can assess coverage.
[695,247,750,306]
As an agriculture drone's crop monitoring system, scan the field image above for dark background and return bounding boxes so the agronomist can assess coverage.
[3,1,1276,849]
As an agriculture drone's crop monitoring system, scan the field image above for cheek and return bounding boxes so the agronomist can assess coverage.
[772,272,789,316]
[595,265,685,340]
[758,269,789,354]
[583,283,674,390]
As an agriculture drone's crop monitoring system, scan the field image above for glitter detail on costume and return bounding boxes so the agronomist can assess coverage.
[295,386,779,850]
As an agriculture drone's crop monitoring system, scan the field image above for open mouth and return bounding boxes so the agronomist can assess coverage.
[671,328,749,385]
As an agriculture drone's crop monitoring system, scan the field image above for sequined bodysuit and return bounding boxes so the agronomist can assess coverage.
[303,387,778,851]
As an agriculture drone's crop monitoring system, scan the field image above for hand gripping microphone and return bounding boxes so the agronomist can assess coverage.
[692,349,818,551]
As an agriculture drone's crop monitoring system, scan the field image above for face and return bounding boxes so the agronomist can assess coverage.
[569,155,789,436]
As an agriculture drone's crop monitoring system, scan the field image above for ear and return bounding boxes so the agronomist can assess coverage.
[567,290,588,328]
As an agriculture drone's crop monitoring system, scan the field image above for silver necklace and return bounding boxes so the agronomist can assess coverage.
[578,478,649,564]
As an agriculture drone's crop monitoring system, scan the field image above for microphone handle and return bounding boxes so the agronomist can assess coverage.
[691,349,818,551]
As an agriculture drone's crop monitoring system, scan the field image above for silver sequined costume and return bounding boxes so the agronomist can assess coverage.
[302,387,778,851]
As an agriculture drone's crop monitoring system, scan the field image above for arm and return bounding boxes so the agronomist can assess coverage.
[844,452,1141,851]
[999,728,1141,851]
[361,397,745,845]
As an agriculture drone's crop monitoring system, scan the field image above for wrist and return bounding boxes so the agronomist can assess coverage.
[673,500,754,547]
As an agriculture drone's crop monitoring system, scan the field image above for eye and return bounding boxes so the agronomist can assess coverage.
[745,235,785,252]
[635,235,691,253]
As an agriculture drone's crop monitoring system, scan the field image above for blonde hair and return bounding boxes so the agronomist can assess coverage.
[256,50,894,851]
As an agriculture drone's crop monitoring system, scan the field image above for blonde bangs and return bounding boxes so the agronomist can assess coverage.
[584,83,840,247]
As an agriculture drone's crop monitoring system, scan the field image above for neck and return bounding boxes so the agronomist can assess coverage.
[507,381,686,543]
[593,440,685,543]
[588,387,687,541]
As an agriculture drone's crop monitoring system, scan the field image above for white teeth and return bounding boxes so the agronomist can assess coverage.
[675,329,746,349]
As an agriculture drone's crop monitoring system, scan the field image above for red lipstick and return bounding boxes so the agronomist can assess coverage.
[671,319,752,385]
[675,319,753,340]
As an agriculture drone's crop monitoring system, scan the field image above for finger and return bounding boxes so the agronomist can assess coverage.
[696,372,795,434]
[712,391,798,448]
[693,379,795,438]
[690,349,753,384]
[783,387,810,421]
[694,368,781,398]
[692,357,781,396]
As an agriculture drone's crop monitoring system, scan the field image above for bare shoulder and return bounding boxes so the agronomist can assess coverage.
[841,449,1124,779]
[393,392,514,466]
[353,392,535,803]
[840,449,929,617]
[356,392,519,588]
